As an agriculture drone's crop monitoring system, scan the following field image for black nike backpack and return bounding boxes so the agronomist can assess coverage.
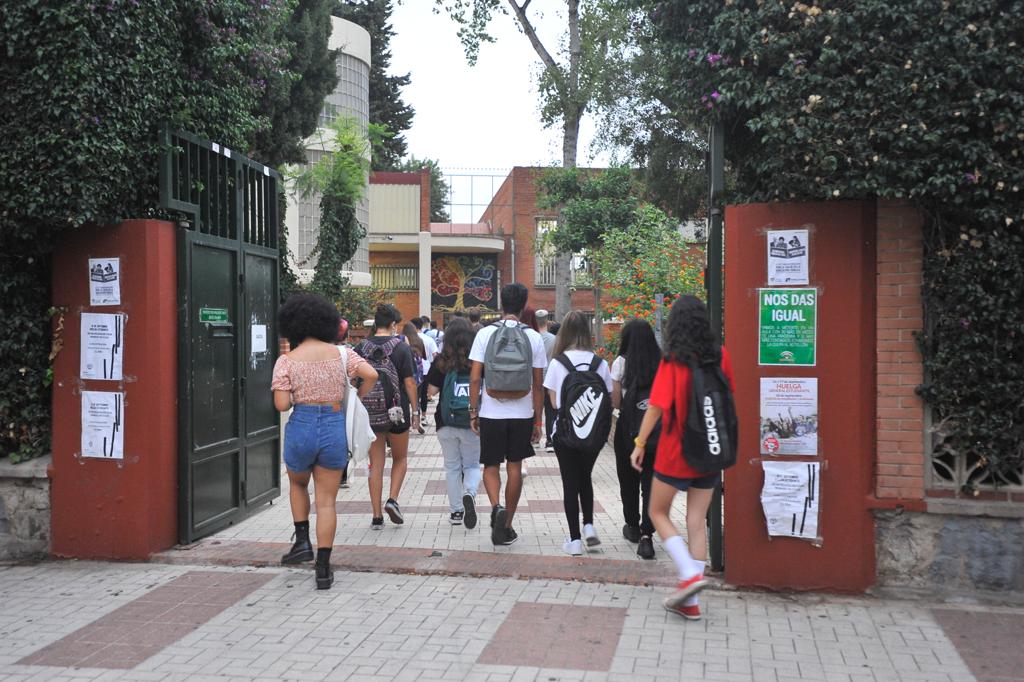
[553,354,613,453]
[620,379,661,450]
[681,360,738,472]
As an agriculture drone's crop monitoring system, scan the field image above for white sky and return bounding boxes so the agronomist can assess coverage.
[389,1,612,181]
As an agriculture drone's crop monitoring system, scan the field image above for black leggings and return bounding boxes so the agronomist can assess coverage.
[613,422,655,536]
[554,441,602,541]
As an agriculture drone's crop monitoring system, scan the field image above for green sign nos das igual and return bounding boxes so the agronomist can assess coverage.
[758,288,817,366]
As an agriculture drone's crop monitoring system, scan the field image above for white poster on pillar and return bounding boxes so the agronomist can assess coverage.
[81,391,124,459]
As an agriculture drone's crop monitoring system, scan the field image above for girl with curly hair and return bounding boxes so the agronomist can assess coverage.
[629,295,735,620]
[272,293,378,589]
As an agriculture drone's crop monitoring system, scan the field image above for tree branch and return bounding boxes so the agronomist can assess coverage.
[507,0,565,94]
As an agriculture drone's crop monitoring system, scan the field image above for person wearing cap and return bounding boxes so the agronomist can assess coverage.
[537,310,557,452]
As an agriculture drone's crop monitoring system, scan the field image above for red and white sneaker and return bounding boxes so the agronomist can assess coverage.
[663,573,707,610]
[665,601,702,620]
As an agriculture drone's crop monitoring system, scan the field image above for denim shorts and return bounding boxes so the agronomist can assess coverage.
[283,404,348,473]
[654,471,721,491]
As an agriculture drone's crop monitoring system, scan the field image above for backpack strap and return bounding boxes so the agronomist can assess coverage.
[587,354,602,373]
[555,353,577,374]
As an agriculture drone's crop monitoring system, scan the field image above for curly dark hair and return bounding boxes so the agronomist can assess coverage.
[663,295,721,366]
[435,317,474,373]
[279,292,340,348]
[619,318,660,389]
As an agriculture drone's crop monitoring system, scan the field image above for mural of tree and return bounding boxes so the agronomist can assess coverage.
[431,255,496,311]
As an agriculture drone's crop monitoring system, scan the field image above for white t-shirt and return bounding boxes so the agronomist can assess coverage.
[543,350,614,409]
[418,332,439,375]
[469,320,548,419]
[610,355,626,396]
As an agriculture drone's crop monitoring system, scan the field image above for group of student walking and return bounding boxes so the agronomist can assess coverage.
[270,282,736,621]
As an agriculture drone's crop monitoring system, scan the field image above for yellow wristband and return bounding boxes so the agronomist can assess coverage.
[634,436,647,449]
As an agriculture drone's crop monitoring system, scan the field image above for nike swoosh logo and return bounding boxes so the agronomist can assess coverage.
[573,393,604,439]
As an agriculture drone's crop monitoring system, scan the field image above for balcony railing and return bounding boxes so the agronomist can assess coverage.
[535,256,586,287]
[429,222,496,236]
[371,265,418,291]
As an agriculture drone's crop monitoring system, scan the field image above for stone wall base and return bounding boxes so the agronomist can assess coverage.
[0,455,51,562]
[875,508,1024,593]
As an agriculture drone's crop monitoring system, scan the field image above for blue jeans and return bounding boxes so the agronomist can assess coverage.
[437,426,482,513]
[284,404,348,473]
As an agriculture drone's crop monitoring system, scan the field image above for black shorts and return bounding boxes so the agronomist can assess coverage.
[372,403,410,435]
[479,417,535,466]
[654,471,721,491]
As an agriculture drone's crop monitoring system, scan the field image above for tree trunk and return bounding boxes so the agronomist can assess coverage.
[554,0,582,323]
[592,265,603,346]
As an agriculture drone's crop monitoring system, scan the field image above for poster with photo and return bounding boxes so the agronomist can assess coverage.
[766,229,809,286]
[89,258,121,306]
[80,313,125,381]
[761,461,819,540]
[81,390,124,459]
[760,378,818,456]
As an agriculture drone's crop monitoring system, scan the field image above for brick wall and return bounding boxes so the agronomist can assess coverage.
[369,250,419,323]
[875,200,926,500]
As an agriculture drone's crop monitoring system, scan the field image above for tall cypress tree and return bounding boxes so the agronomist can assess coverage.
[251,0,339,168]
[334,0,414,170]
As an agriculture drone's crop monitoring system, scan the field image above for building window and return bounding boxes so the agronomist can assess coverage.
[371,265,418,291]
[534,219,586,287]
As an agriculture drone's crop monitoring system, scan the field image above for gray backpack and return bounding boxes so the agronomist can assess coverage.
[483,321,534,399]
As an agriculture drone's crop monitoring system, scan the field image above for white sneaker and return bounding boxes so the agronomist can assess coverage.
[562,538,583,556]
[582,523,601,547]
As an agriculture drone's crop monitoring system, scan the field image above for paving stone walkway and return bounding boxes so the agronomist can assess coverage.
[1,561,1009,682]
[4,420,1022,680]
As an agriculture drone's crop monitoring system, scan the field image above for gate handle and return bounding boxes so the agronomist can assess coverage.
[207,321,234,338]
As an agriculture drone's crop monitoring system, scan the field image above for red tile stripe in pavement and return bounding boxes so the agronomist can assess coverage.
[478,603,627,671]
[17,571,273,669]
[932,608,1024,682]
[320,499,604,514]
[151,539,679,588]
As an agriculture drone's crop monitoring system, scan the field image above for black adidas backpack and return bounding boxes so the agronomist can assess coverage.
[553,354,613,453]
[681,360,738,472]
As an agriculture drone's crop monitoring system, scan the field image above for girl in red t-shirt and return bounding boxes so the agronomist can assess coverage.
[630,296,735,620]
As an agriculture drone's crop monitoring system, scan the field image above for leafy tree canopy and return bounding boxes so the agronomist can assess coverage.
[536,166,638,254]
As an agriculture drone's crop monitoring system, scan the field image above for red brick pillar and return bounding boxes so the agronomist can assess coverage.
[874,201,926,502]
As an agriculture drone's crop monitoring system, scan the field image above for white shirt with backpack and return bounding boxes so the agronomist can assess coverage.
[469,319,547,420]
[543,350,614,442]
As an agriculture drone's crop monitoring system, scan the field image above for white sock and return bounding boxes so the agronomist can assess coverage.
[689,556,707,576]
[683,593,699,607]
[663,535,697,580]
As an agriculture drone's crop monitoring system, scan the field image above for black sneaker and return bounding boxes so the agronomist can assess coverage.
[491,507,508,545]
[371,516,384,530]
[637,535,656,560]
[498,527,518,546]
[449,511,464,525]
[490,504,503,529]
[384,498,404,525]
[622,524,642,544]
[463,494,477,530]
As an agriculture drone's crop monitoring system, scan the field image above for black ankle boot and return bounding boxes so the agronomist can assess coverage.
[315,548,333,590]
[281,522,314,565]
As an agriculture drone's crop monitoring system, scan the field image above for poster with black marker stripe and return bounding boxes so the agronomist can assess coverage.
[761,461,819,540]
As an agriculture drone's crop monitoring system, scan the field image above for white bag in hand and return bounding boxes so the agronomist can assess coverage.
[338,345,375,466]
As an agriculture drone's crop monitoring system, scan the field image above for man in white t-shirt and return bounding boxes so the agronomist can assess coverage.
[468,283,548,546]
[414,317,439,423]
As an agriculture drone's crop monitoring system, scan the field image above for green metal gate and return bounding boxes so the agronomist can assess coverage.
[160,128,281,543]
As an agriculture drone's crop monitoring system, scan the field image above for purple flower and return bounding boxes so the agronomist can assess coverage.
[687,49,698,59]
[710,91,721,100]
[960,318,970,329]
[707,53,723,65]
[91,116,101,125]
[964,171,979,184]
[794,58,806,66]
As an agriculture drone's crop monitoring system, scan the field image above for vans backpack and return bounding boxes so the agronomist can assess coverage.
[440,369,472,428]
[483,321,534,399]
[356,337,402,430]
[553,354,613,452]
[681,360,738,472]
[620,379,660,450]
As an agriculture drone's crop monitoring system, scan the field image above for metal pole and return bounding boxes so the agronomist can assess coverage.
[654,293,664,347]
[706,122,726,573]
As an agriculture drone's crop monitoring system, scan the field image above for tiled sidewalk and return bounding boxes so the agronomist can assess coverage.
[187,423,687,572]
[0,561,999,682]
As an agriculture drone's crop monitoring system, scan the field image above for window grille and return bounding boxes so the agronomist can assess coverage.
[371,265,418,291]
